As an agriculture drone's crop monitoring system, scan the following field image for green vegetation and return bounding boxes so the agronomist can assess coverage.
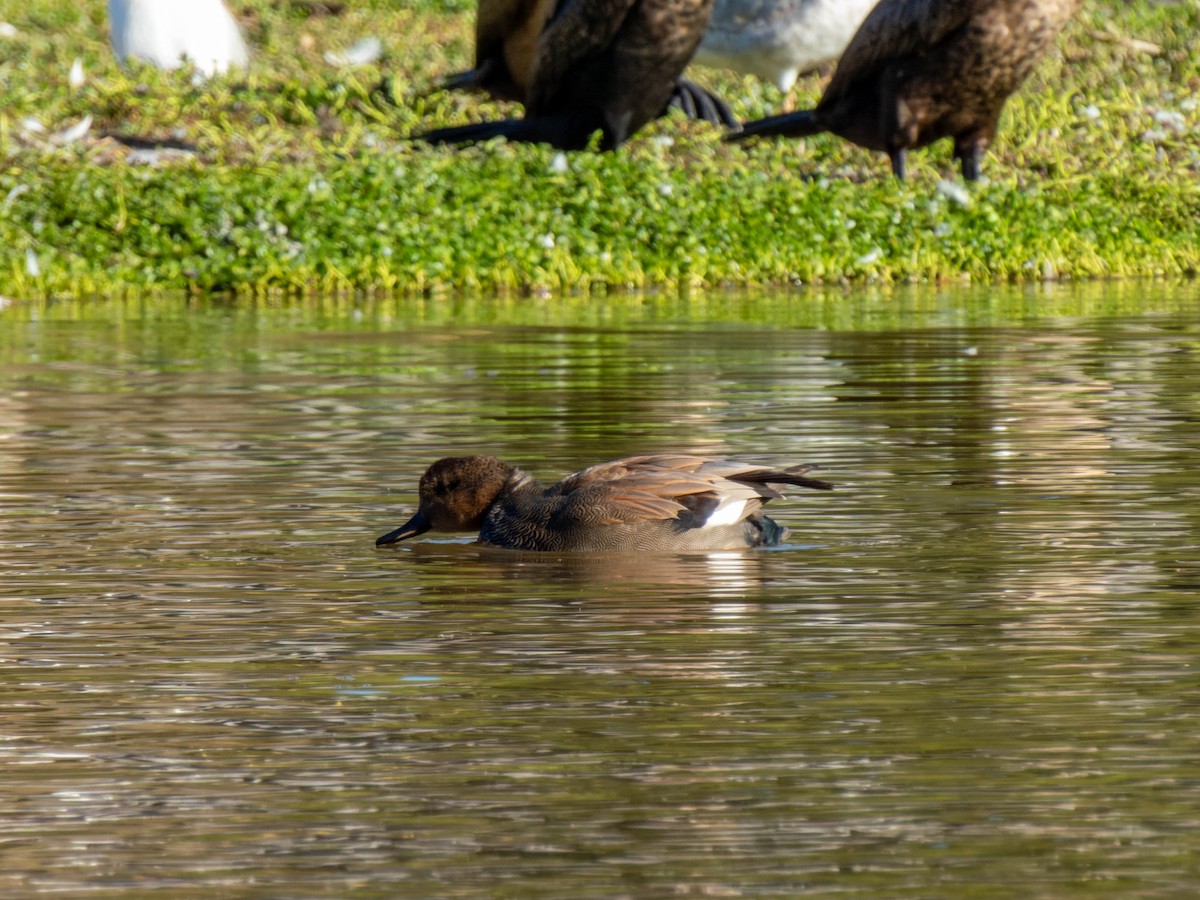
[0,0,1197,298]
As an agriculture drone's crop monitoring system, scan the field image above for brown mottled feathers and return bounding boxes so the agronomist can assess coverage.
[524,0,638,111]
[553,455,830,524]
[823,0,972,101]
[423,0,731,149]
[475,0,561,97]
[729,0,1080,179]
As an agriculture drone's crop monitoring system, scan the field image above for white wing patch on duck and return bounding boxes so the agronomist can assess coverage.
[700,495,750,528]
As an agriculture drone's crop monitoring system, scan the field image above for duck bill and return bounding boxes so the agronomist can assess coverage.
[375,510,431,547]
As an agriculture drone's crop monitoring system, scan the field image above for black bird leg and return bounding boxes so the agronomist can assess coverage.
[958,144,982,181]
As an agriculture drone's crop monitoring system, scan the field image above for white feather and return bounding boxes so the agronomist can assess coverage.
[701,497,749,529]
[52,115,92,145]
[324,37,383,68]
[108,0,249,77]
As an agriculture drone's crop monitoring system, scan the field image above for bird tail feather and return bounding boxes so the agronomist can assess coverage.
[738,464,835,493]
[727,109,824,142]
[439,68,483,92]
[417,117,585,149]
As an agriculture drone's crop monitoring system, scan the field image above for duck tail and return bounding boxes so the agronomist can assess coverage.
[417,117,586,150]
[736,464,834,494]
[439,67,485,92]
[775,464,835,492]
[726,109,824,143]
[418,118,527,146]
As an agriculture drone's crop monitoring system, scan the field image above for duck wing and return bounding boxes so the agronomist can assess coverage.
[823,0,973,102]
[555,455,831,528]
[525,0,639,112]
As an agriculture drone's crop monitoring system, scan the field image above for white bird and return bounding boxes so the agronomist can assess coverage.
[108,0,249,77]
[693,0,879,95]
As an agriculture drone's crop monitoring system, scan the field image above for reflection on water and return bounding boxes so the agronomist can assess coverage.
[1,284,1199,896]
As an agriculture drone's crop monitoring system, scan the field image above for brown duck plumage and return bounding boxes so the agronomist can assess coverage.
[375,455,833,552]
[422,0,732,150]
[441,0,560,102]
[729,0,1080,179]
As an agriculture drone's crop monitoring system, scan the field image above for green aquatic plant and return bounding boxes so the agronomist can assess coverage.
[0,0,1197,298]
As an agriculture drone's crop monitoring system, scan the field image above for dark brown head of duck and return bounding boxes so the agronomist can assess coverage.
[376,456,518,546]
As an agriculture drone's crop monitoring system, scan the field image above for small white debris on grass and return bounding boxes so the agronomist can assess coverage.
[936,179,971,206]
[538,234,555,250]
[324,37,382,67]
[0,22,16,38]
[25,249,40,278]
[548,152,568,174]
[1081,104,1100,120]
[856,247,882,266]
[126,149,161,166]
[69,58,85,88]
[52,115,92,145]
[3,183,30,211]
[1153,109,1187,133]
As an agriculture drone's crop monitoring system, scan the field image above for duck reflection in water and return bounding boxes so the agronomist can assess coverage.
[376,455,833,552]
[398,540,799,602]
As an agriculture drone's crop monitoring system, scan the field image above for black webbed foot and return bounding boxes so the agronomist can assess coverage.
[665,77,738,129]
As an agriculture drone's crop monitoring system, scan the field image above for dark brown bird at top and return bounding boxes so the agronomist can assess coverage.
[420,0,730,150]
[728,0,1080,180]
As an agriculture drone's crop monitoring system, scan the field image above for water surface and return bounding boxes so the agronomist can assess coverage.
[2,284,1199,897]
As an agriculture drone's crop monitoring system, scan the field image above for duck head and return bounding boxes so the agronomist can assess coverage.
[376,456,516,546]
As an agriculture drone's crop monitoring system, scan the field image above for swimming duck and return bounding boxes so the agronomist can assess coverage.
[108,0,249,77]
[693,0,878,96]
[728,0,1079,179]
[375,455,833,552]
[420,0,726,150]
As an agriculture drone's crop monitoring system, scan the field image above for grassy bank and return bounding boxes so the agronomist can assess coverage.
[0,0,1197,298]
